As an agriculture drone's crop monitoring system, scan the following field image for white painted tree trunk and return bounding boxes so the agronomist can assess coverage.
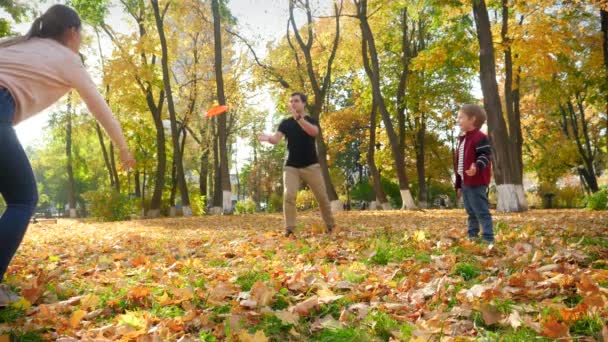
[169,207,177,217]
[370,201,378,210]
[330,200,343,213]
[147,209,161,218]
[69,208,77,218]
[182,206,192,217]
[418,201,428,209]
[381,202,392,210]
[223,191,232,213]
[496,184,528,212]
[400,190,417,210]
[209,206,223,215]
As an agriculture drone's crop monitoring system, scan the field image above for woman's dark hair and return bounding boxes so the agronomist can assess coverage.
[27,4,81,40]
[0,4,81,48]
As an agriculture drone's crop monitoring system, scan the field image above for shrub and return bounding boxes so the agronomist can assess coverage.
[83,187,134,221]
[586,188,608,210]
[296,189,318,210]
[235,198,256,214]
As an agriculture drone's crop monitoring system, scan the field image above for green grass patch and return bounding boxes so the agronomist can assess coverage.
[314,327,369,342]
[343,270,366,284]
[208,259,230,267]
[250,314,293,341]
[0,306,25,323]
[365,311,413,341]
[578,236,608,249]
[235,271,271,291]
[270,291,290,311]
[9,330,44,342]
[564,293,583,308]
[453,262,480,281]
[150,303,185,318]
[570,315,603,338]
[478,327,551,342]
[493,298,515,314]
[314,298,352,320]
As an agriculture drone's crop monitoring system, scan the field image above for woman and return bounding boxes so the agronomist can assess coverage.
[0,4,135,306]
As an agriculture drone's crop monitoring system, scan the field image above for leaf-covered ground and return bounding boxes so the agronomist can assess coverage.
[1,210,607,341]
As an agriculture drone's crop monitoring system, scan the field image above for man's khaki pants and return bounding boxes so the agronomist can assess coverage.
[283,163,335,231]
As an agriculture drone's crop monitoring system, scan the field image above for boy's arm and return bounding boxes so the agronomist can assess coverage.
[474,137,492,170]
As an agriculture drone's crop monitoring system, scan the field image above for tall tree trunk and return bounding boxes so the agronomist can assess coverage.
[211,120,223,214]
[66,94,77,218]
[602,9,608,154]
[356,0,416,209]
[95,122,115,187]
[211,0,232,214]
[151,0,191,216]
[415,113,427,208]
[109,143,120,192]
[288,0,343,212]
[563,99,599,193]
[141,168,146,216]
[134,170,141,198]
[148,93,166,218]
[500,0,527,211]
[95,27,120,191]
[199,150,209,199]
[367,101,389,210]
[473,0,525,212]
[397,7,410,166]
[169,154,178,216]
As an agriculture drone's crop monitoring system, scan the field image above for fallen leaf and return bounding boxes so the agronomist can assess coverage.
[275,310,298,325]
[238,330,268,342]
[541,318,569,339]
[250,282,275,307]
[69,309,87,328]
[292,296,318,316]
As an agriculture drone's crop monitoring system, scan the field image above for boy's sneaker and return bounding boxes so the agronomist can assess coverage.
[0,284,20,307]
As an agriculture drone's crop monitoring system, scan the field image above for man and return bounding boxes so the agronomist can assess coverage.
[258,92,335,237]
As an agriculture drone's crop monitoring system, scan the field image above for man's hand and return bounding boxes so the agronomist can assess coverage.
[465,163,477,176]
[258,133,270,143]
[289,104,301,121]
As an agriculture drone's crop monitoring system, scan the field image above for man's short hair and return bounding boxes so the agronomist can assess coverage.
[290,92,307,104]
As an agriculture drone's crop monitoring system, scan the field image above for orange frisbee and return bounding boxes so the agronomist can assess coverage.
[206,105,228,118]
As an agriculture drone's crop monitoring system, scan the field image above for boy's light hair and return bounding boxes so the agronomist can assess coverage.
[460,104,487,128]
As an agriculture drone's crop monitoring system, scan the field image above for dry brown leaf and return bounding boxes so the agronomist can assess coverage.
[68,309,86,329]
[238,330,268,342]
[292,296,319,317]
[250,282,275,307]
[541,318,570,339]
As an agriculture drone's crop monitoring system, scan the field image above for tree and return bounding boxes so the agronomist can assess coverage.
[210,0,232,214]
[151,0,192,216]
[472,0,527,212]
[355,0,417,209]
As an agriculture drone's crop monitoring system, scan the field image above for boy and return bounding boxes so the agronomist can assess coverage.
[455,104,494,244]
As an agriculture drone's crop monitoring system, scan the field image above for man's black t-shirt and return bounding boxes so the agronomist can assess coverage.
[278,116,319,168]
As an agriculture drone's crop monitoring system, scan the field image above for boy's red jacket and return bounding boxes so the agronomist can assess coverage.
[454,128,492,189]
